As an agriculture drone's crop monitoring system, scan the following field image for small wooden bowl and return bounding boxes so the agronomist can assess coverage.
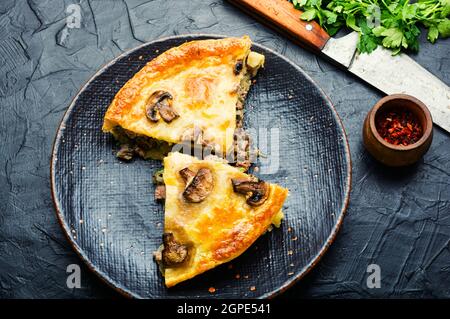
[363,94,433,167]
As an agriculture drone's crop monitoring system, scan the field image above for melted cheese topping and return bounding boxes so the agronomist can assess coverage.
[103,37,254,153]
[162,152,288,287]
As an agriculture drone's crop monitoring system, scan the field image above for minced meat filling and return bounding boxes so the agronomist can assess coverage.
[111,126,172,161]
[233,52,264,168]
[236,73,252,129]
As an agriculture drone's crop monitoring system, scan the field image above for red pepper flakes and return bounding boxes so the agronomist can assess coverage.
[376,108,423,146]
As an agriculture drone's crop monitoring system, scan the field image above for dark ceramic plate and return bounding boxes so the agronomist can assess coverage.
[51,34,351,299]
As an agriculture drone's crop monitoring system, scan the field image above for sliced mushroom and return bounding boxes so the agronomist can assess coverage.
[234,59,243,75]
[158,101,179,122]
[152,169,164,185]
[179,167,196,185]
[116,143,134,161]
[182,168,214,203]
[145,90,179,123]
[153,245,163,262]
[231,177,269,206]
[154,184,166,201]
[162,233,188,266]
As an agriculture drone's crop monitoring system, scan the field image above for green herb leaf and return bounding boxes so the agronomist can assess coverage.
[428,25,439,43]
[290,0,450,54]
[358,33,379,53]
[323,10,338,24]
[372,26,386,37]
[345,15,360,32]
[441,0,450,17]
[438,20,450,37]
[300,8,317,21]
[381,28,404,48]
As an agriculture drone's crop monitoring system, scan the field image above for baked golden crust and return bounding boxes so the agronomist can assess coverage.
[103,36,253,152]
[162,152,288,287]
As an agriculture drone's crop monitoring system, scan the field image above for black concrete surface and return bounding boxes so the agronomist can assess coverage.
[0,0,449,298]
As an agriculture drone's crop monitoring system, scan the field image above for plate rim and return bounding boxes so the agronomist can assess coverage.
[50,33,352,299]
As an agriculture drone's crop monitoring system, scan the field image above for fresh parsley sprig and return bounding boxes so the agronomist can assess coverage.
[290,0,450,54]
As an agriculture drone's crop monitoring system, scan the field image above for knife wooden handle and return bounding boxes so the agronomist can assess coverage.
[228,0,330,51]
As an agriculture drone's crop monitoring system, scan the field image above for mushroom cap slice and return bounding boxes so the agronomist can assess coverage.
[179,167,196,185]
[231,177,269,206]
[158,100,179,122]
[234,59,244,75]
[182,168,214,203]
[145,90,179,123]
[162,233,188,266]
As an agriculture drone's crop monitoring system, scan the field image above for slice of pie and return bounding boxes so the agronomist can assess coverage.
[154,152,288,287]
[102,36,265,161]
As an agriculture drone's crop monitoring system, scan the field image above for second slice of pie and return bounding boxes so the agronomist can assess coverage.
[155,152,288,287]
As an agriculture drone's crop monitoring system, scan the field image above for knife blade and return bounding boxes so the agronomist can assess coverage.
[323,33,450,133]
[229,0,450,133]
